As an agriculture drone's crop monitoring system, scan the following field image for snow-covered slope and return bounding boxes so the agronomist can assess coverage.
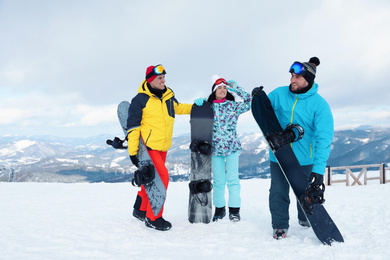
[0,179,389,259]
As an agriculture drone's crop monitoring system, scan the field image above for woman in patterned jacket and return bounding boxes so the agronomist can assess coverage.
[197,77,251,222]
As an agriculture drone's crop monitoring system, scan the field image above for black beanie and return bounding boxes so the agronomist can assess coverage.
[302,57,320,86]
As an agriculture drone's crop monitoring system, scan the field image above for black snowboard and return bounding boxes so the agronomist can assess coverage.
[117,101,166,216]
[188,102,214,223]
[251,87,343,245]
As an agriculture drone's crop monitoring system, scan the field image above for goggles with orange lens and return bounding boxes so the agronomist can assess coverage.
[215,78,227,86]
[146,64,166,79]
[153,64,165,75]
[212,78,228,92]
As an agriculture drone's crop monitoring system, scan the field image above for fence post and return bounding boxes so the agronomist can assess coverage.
[326,166,331,186]
[9,168,15,182]
[382,163,386,184]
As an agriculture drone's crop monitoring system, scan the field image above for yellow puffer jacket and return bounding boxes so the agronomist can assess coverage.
[127,80,192,156]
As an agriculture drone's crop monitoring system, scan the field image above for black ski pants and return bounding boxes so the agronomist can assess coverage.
[269,161,313,229]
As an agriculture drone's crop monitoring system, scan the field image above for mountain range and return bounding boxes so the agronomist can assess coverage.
[1,126,389,183]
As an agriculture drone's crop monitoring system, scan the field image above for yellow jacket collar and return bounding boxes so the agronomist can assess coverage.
[138,80,171,99]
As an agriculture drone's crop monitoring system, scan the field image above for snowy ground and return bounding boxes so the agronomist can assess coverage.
[1,179,389,259]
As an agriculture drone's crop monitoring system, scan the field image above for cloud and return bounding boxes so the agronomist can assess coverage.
[0,108,26,125]
[77,104,117,126]
[333,106,390,129]
[0,0,390,137]
[0,88,117,127]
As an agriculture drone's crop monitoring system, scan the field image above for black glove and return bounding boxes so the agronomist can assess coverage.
[106,137,127,149]
[251,86,264,96]
[130,155,139,168]
[309,172,324,186]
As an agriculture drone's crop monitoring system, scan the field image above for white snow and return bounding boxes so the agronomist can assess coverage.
[14,140,36,150]
[357,138,370,144]
[110,156,127,167]
[75,145,101,150]
[0,140,36,157]
[179,145,188,150]
[0,179,389,259]
[76,154,95,159]
[254,140,269,155]
[56,158,79,164]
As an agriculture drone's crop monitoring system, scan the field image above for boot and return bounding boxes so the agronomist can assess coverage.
[145,217,172,231]
[133,195,146,222]
[132,195,146,222]
[212,207,226,222]
[299,219,311,227]
[229,207,241,222]
[132,208,146,222]
[273,229,288,240]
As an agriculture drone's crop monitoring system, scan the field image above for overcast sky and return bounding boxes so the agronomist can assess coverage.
[1,0,390,138]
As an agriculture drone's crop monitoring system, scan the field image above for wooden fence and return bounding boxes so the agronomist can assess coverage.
[325,163,389,186]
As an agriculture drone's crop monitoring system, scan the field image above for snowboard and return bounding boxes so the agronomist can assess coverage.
[251,87,344,245]
[117,101,166,216]
[188,102,214,223]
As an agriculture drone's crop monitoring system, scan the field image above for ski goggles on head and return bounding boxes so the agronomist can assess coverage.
[153,64,165,75]
[212,78,228,92]
[146,64,166,80]
[289,62,307,76]
[215,78,227,86]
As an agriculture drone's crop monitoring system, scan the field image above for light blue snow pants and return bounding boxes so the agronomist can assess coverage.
[212,151,241,208]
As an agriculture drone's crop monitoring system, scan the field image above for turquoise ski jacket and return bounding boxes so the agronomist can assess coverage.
[212,86,251,157]
[268,83,334,175]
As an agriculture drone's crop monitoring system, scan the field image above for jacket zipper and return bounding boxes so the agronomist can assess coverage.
[290,95,298,148]
[310,143,312,158]
[290,95,312,158]
[291,95,298,124]
[145,129,152,146]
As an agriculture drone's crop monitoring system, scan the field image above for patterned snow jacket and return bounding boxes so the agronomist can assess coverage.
[126,80,192,156]
[268,83,334,175]
[212,86,251,157]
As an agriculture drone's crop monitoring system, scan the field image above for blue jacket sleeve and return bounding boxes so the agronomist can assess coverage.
[312,100,334,175]
[233,86,252,115]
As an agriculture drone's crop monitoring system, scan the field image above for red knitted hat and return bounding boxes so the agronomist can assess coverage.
[145,64,166,83]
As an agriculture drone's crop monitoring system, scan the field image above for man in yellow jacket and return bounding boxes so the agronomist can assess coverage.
[127,64,192,231]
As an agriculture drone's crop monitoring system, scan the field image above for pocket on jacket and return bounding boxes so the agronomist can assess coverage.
[165,99,175,118]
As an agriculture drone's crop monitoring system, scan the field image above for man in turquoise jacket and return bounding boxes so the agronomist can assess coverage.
[268,57,334,240]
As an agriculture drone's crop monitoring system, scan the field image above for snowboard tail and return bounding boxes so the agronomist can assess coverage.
[251,87,343,245]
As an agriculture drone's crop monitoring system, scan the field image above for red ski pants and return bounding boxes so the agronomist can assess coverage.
[137,150,169,221]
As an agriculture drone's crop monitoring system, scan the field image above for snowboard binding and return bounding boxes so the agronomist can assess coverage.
[190,139,212,155]
[106,137,128,149]
[189,179,213,206]
[189,179,213,194]
[266,124,304,151]
[132,163,155,187]
[299,182,325,215]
